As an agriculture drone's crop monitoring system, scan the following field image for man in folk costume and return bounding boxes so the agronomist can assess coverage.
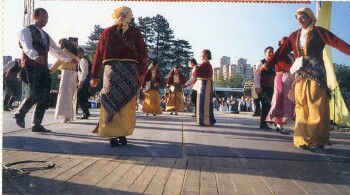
[259,8,350,150]
[142,61,163,116]
[185,58,198,117]
[16,8,75,132]
[76,47,92,119]
[254,46,276,130]
[3,60,21,111]
[90,6,148,147]
[166,66,187,115]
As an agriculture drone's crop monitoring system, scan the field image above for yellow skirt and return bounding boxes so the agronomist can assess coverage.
[97,96,136,138]
[166,92,184,112]
[143,90,162,115]
[294,78,330,147]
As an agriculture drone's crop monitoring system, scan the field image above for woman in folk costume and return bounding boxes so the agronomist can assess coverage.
[265,37,295,135]
[49,38,78,123]
[193,49,216,126]
[90,6,148,147]
[259,8,350,150]
[142,61,163,116]
[166,66,186,115]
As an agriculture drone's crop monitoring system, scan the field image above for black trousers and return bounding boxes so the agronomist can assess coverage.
[253,97,261,115]
[259,86,273,126]
[77,84,91,116]
[17,66,51,126]
[3,79,19,109]
[190,89,197,112]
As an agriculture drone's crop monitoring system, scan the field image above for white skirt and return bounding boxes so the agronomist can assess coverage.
[55,69,77,120]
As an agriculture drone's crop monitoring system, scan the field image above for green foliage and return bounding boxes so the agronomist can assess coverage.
[86,25,104,51]
[50,70,61,90]
[214,72,244,88]
[334,63,350,92]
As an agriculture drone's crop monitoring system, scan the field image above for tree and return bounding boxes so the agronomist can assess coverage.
[334,63,350,92]
[86,25,104,51]
[172,39,193,78]
[151,15,175,74]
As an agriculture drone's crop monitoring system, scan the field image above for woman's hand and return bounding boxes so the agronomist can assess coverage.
[90,79,99,88]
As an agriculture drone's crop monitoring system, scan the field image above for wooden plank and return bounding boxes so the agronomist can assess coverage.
[127,158,160,193]
[229,158,255,194]
[199,157,218,194]
[182,156,200,195]
[285,161,347,195]
[40,157,86,179]
[212,157,236,195]
[163,157,188,195]
[30,155,73,177]
[107,157,153,191]
[54,157,99,181]
[67,159,112,185]
[144,158,177,195]
[95,159,132,189]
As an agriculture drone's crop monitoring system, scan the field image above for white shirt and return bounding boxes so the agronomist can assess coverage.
[78,58,89,82]
[253,60,264,88]
[185,65,198,87]
[18,26,71,62]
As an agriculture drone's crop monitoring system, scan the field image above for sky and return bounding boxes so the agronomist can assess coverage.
[2,1,350,68]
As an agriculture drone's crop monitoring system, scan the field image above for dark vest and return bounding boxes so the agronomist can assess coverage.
[78,56,92,85]
[20,25,50,68]
[260,59,275,88]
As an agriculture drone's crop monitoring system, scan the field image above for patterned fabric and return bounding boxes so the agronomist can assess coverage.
[196,79,216,126]
[100,61,139,122]
[295,56,331,98]
[266,73,294,124]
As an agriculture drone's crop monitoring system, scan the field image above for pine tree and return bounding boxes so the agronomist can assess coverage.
[172,39,193,78]
[86,25,104,51]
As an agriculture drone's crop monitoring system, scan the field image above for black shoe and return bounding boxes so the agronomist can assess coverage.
[31,125,52,132]
[77,115,89,119]
[175,113,178,115]
[192,114,196,117]
[259,124,271,129]
[3,107,11,111]
[312,145,325,151]
[109,138,119,147]
[299,144,310,150]
[146,113,149,116]
[153,114,156,116]
[252,113,260,117]
[119,136,127,145]
[170,112,173,115]
[275,127,289,135]
[14,113,25,128]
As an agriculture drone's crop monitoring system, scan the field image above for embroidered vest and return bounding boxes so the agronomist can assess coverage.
[20,25,50,68]
[260,59,275,88]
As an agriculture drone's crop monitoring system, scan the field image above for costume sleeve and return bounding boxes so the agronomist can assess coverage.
[141,70,151,88]
[265,36,293,69]
[92,29,107,79]
[18,27,38,59]
[49,60,62,72]
[135,29,148,76]
[317,27,350,55]
[48,37,71,62]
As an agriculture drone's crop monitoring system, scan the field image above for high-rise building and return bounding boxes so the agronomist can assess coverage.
[220,56,230,70]
[3,56,12,65]
[213,67,221,82]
